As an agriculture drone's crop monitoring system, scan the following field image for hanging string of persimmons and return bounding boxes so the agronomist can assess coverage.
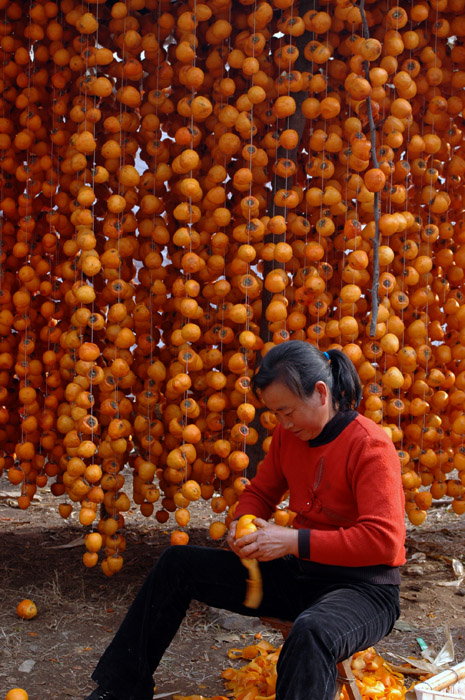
[1,0,465,575]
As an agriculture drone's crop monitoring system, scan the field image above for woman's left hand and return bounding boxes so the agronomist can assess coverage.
[232,518,299,561]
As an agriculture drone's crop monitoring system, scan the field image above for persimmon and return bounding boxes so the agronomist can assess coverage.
[181,480,201,502]
[83,552,99,568]
[175,508,191,527]
[85,532,103,553]
[58,503,73,519]
[106,554,124,573]
[274,509,290,526]
[170,530,189,545]
[209,521,227,540]
[234,514,256,539]
[407,506,427,526]
[360,38,382,61]
[16,599,37,619]
[364,168,386,193]
[452,498,465,515]
[5,691,29,700]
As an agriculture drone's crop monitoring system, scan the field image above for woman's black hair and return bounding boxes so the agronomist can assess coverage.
[252,340,362,411]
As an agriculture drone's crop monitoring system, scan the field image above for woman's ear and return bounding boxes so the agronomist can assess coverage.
[314,381,329,405]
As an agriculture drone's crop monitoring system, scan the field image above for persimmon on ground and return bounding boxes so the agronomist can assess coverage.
[16,599,37,620]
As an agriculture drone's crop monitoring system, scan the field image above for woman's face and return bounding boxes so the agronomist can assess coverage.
[260,380,335,441]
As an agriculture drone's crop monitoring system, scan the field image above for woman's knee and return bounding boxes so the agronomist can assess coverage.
[156,544,218,577]
[156,544,192,572]
[287,610,334,656]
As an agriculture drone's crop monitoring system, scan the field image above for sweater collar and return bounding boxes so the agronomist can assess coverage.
[308,410,358,447]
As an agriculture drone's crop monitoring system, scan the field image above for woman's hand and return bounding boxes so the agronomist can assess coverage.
[228,518,298,561]
[227,519,239,555]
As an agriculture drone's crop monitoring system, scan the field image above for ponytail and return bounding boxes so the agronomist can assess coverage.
[325,348,362,411]
[253,341,362,412]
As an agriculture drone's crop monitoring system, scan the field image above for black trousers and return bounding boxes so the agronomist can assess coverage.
[91,545,400,700]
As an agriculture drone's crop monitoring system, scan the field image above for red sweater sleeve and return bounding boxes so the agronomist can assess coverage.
[234,415,406,568]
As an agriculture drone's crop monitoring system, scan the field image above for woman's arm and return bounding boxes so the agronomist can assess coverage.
[228,426,296,560]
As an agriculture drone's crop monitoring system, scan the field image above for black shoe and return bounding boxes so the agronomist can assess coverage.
[85,688,119,700]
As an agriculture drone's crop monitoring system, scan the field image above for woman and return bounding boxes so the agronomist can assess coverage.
[85,341,405,700]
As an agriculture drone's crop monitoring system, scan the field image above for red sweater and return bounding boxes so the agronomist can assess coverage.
[234,413,406,571]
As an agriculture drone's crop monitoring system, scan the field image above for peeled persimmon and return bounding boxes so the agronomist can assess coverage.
[235,514,257,539]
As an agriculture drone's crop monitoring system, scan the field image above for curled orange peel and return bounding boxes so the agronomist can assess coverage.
[234,515,263,609]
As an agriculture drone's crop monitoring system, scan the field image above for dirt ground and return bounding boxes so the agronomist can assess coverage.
[1,481,465,700]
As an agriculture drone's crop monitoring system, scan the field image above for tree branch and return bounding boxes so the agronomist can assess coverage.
[359,0,381,337]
